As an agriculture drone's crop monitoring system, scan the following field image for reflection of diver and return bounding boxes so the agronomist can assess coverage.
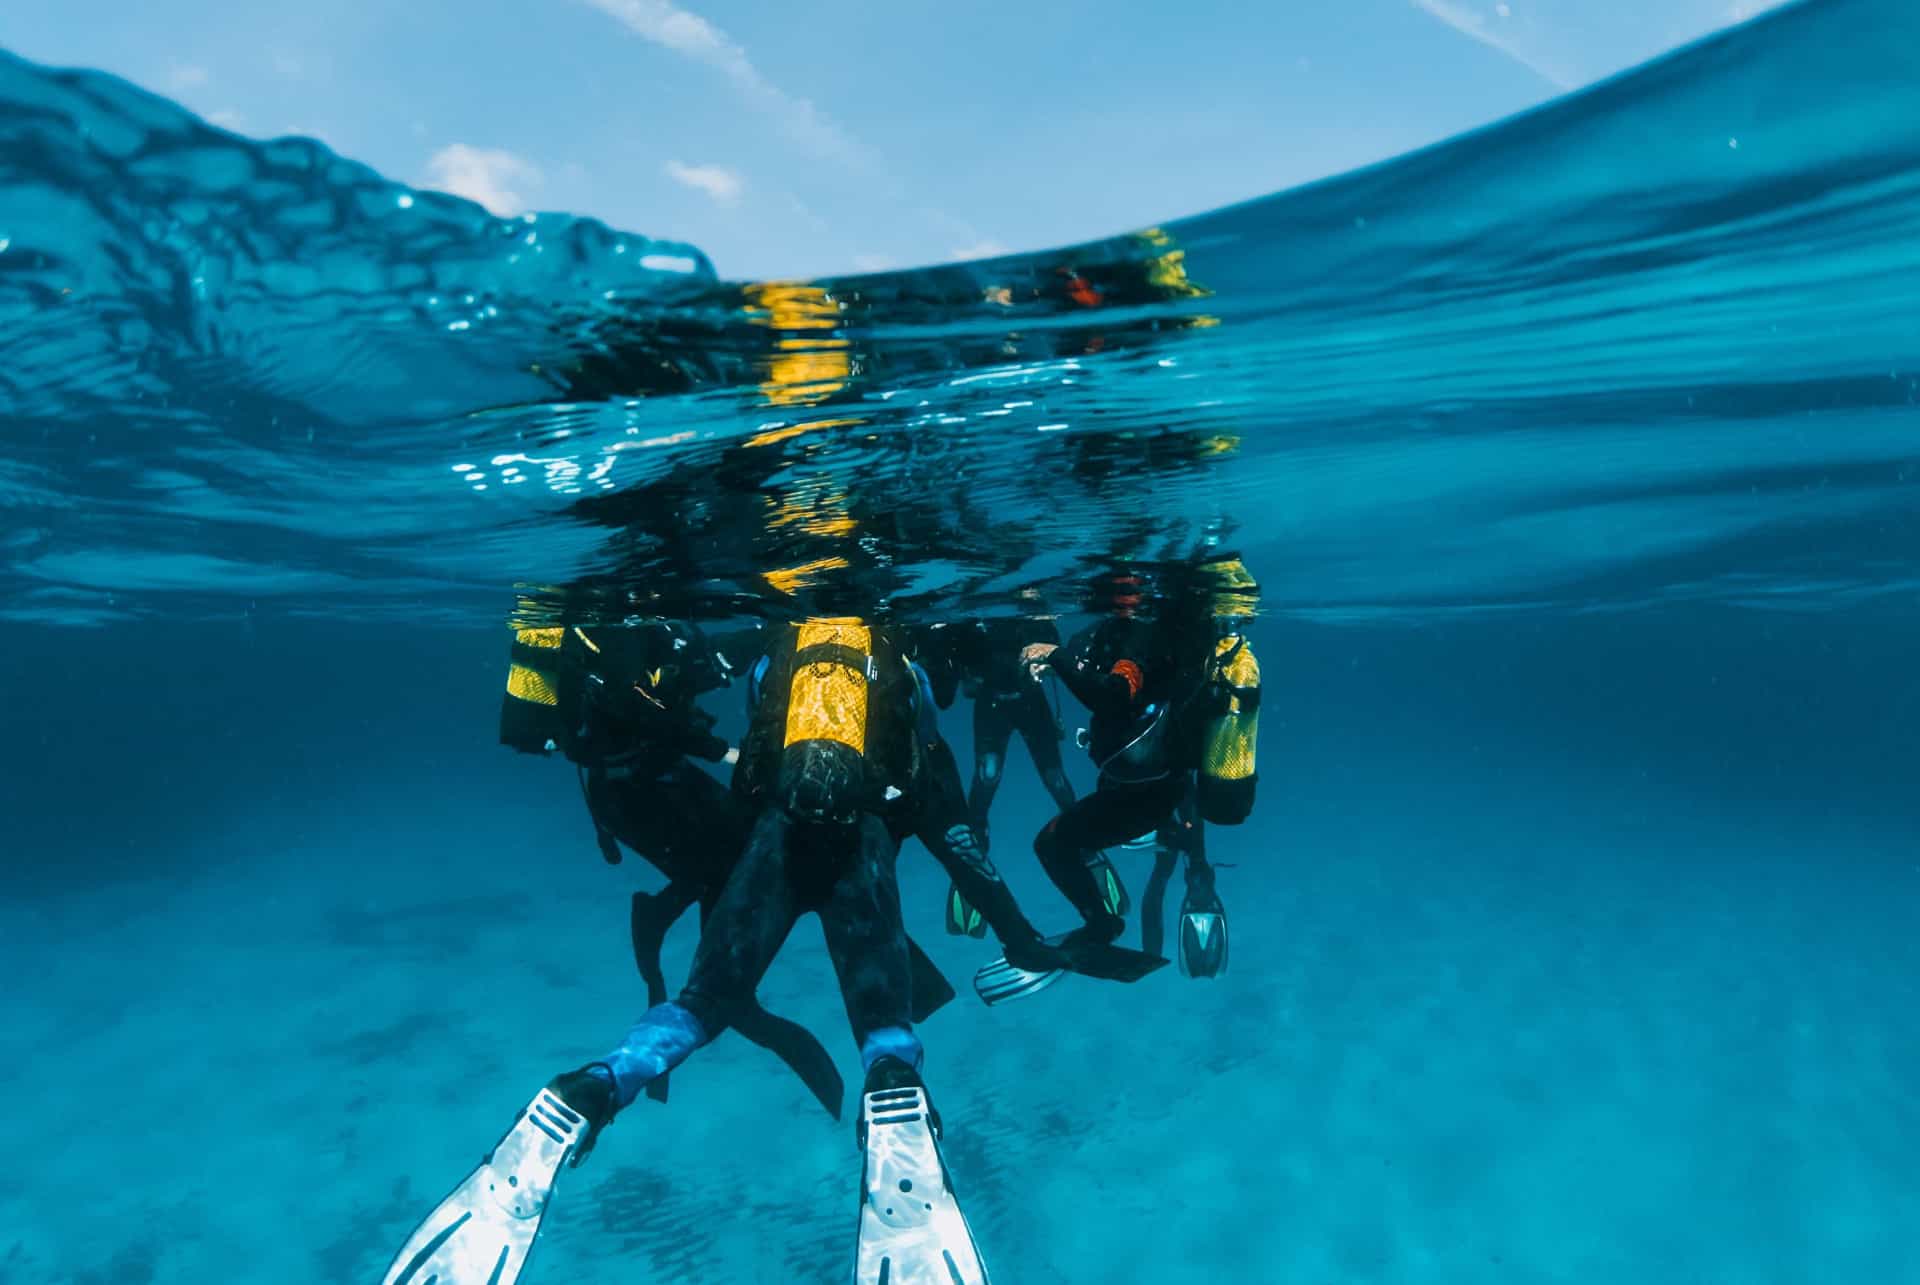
[389,618,995,1285]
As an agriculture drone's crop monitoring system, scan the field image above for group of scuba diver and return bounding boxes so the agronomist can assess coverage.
[380,554,1263,1285]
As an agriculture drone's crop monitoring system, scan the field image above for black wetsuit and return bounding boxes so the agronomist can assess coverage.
[1034,616,1191,937]
[498,619,756,889]
[674,622,941,1053]
[957,618,1076,849]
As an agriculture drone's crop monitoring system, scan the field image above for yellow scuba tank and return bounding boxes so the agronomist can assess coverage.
[499,626,566,753]
[1195,635,1260,825]
[778,619,876,824]
[783,619,872,753]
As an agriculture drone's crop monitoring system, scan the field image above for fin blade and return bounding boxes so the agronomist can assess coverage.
[908,935,959,1024]
[971,958,1066,1007]
[733,1001,846,1121]
[854,1086,993,1284]
[1177,895,1228,979]
[1059,939,1169,984]
[379,1089,577,1285]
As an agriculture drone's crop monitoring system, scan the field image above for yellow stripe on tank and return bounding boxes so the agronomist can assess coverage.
[506,664,559,706]
[515,627,564,649]
[784,620,871,754]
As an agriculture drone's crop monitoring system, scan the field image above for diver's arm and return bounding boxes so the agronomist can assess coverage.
[1045,643,1136,715]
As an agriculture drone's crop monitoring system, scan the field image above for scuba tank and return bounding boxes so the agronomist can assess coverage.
[1194,634,1260,825]
[499,626,567,753]
[772,619,893,826]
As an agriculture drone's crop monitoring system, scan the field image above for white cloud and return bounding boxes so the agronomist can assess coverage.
[851,254,897,273]
[1409,0,1576,90]
[664,160,744,203]
[207,109,245,131]
[167,63,209,92]
[424,144,543,216]
[581,0,863,165]
[949,240,1010,262]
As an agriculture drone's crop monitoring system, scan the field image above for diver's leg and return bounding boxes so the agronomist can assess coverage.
[819,814,918,1072]
[1034,776,1186,939]
[588,808,803,1114]
[920,735,988,938]
[1016,685,1078,814]
[921,812,1050,960]
[966,696,1015,844]
[1141,837,1178,959]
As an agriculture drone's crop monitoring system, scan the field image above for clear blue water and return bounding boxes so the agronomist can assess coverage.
[3,0,1919,1280]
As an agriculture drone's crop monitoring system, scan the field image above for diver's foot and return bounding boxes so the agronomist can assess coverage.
[545,1065,617,1167]
[859,1055,942,1145]
[1067,911,1126,947]
[1002,934,1069,973]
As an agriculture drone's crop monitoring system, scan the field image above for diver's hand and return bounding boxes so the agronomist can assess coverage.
[1019,642,1058,682]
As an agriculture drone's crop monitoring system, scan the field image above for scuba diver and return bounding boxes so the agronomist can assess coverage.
[939,614,1130,940]
[495,617,849,1114]
[383,615,1161,1285]
[1138,553,1263,979]
[977,556,1262,999]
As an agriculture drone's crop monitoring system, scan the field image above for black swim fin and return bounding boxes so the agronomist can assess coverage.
[972,931,1167,1006]
[733,999,846,1121]
[908,934,957,1022]
[1059,932,1167,983]
[1177,886,1228,979]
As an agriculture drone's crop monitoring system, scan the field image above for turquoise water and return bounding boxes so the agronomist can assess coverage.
[3,0,1919,1280]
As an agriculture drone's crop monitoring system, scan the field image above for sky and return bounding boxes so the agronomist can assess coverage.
[3,0,1793,280]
